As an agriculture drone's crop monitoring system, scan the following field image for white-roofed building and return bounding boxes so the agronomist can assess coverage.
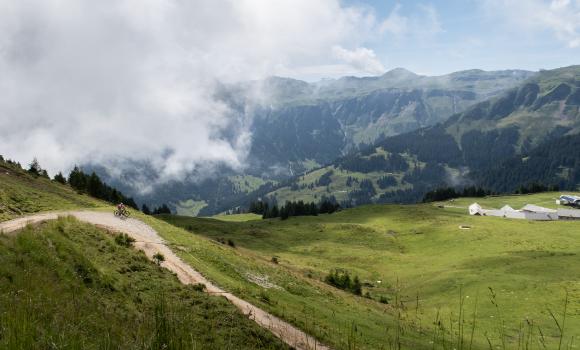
[468,202,570,221]
[469,203,483,215]
[521,204,557,213]
[557,208,580,220]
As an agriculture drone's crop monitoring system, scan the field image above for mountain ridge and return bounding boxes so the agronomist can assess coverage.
[254,65,580,209]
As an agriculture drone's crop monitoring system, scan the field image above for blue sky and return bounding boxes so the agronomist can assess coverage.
[341,0,580,75]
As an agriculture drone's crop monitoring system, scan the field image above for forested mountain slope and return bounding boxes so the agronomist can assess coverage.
[247,68,535,174]
[263,66,580,206]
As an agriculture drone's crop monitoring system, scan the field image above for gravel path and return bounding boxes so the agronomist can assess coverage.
[0,211,330,350]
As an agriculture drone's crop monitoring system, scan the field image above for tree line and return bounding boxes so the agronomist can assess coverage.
[68,166,139,209]
[249,197,340,220]
[422,186,492,203]
[141,203,172,215]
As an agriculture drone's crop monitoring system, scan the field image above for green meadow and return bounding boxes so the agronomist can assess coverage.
[161,194,580,349]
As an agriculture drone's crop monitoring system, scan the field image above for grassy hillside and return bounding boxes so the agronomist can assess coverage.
[161,192,580,349]
[0,160,289,349]
[0,217,286,349]
[0,160,103,221]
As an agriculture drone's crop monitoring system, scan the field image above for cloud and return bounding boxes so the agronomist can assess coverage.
[379,3,443,39]
[379,4,408,36]
[332,46,385,75]
[0,0,385,190]
[484,0,580,48]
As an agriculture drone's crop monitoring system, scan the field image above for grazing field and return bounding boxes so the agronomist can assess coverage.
[0,217,286,349]
[161,193,580,349]
[211,213,263,222]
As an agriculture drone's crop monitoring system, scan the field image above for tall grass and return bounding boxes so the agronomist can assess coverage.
[0,218,288,350]
[391,286,574,350]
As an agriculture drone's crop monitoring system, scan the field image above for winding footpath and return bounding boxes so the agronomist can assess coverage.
[0,211,330,350]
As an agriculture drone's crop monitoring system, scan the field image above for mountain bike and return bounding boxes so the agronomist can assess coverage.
[114,207,131,219]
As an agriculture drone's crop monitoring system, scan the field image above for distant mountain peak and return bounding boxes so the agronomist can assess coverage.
[381,68,418,79]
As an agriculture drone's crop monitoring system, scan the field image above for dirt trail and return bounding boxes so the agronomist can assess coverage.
[0,211,330,350]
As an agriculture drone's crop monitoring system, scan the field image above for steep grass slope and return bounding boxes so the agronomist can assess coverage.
[0,161,103,221]
[0,217,286,349]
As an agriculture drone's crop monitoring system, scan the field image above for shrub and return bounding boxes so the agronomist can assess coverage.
[271,256,279,264]
[153,252,165,266]
[191,283,206,292]
[114,233,136,247]
[324,269,362,296]
[227,239,235,248]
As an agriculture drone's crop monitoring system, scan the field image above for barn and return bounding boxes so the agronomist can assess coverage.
[468,202,580,221]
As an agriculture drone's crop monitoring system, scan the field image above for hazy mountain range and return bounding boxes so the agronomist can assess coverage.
[97,66,580,215]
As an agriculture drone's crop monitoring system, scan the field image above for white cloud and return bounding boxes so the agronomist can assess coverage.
[332,46,385,75]
[0,0,385,189]
[379,3,443,40]
[484,0,580,48]
[380,4,408,36]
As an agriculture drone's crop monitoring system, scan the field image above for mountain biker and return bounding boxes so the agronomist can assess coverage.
[117,203,126,213]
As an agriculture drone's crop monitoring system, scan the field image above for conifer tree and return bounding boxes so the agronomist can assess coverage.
[53,172,67,184]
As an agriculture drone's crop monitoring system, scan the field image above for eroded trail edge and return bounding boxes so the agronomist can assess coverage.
[0,211,330,350]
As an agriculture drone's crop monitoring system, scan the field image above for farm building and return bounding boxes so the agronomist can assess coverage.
[468,203,580,221]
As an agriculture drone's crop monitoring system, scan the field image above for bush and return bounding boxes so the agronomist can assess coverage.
[114,233,136,247]
[324,269,362,296]
[153,252,165,266]
[271,256,279,264]
[191,283,206,292]
[227,239,235,248]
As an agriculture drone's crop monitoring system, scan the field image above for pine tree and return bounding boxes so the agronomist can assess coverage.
[53,172,67,184]
[28,158,42,176]
[142,204,151,215]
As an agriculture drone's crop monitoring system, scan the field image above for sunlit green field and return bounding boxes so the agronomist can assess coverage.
[211,213,263,222]
[161,193,580,349]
